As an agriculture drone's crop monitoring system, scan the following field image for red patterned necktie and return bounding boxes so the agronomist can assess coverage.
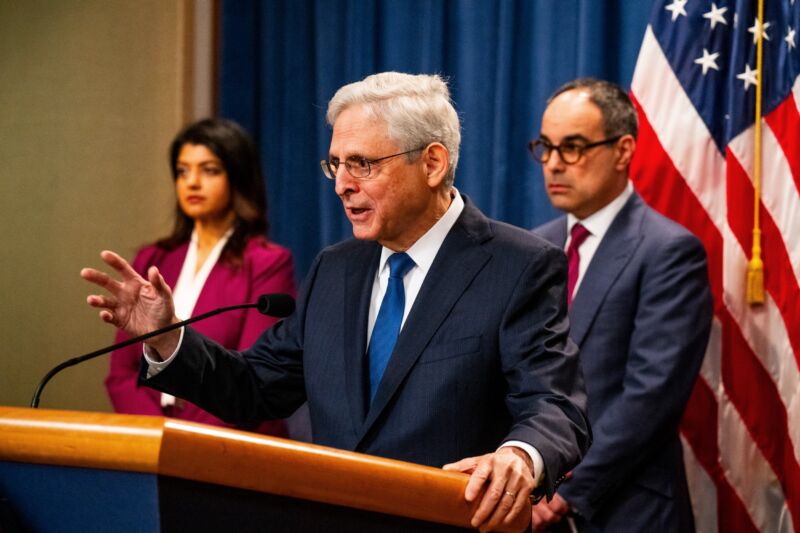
[566,223,591,306]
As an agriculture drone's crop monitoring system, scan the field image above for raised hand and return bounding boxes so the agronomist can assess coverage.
[81,250,179,356]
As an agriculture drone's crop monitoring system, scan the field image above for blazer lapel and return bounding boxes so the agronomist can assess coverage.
[343,243,382,428]
[569,194,645,346]
[357,199,493,444]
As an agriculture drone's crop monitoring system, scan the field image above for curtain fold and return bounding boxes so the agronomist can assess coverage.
[219,0,652,278]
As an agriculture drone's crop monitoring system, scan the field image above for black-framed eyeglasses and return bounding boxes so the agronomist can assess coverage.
[320,146,427,180]
[528,136,622,165]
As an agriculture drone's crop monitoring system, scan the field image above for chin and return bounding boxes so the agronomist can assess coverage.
[351,227,378,242]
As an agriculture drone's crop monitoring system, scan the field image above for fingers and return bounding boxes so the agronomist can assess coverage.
[531,501,558,530]
[86,294,118,310]
[100,250,141,281]
[442,456,480,474]
[478,485,519,532]
[80,267,122,293]
[465,451,535,532]
[530,496,567,531]
[463,455,493,502]
[147,266,172,298]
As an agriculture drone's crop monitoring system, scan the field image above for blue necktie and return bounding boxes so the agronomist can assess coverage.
[368,252,416,402]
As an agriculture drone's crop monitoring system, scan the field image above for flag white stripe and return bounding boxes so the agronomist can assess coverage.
[681,433,719,533]
[718,394,795,533]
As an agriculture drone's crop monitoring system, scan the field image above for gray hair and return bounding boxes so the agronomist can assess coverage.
[326,72,461,186]
[548,78,638,140]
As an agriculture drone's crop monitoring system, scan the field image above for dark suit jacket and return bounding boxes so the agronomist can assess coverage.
[534,192,712,531]
[145,198,590,496]
[108,237,295,436]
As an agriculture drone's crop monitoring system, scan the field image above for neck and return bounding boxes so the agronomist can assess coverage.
[382,187,453,252]
[193,212,236,250]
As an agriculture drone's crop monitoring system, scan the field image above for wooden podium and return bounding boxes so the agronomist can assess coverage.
[0,406,480,532]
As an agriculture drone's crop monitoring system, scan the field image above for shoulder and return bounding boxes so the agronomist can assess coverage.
[129,242,174,273]
[459,196,564,259]
[242,236,296,271]
[532,216,566,244]
[244,236,293,261]
[319,238,375,256]
[637,203,705,255]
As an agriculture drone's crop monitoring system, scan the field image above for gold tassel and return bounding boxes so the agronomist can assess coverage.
[747,230,765,304]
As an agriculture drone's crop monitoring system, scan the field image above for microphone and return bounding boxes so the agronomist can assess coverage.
[30,294,295,408]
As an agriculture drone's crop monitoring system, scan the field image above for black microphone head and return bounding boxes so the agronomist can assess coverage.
[256,294,295,318]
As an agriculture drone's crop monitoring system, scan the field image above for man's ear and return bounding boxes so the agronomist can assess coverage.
[615,134,636,171]
[422,143,450,188]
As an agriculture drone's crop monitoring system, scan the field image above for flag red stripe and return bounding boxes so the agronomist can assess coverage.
[765,94,800,196]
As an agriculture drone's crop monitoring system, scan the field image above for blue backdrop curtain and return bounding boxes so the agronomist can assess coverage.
[218,0,654,279]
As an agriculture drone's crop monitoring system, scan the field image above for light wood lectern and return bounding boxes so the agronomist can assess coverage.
[0,406,483,531]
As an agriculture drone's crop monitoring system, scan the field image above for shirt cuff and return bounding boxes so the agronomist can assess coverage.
[500,440,545,485]
[143,327,185,378]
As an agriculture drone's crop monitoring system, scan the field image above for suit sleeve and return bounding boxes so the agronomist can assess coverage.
[141,251,321,424]
[558,233,713,519]
[500,244,591,498]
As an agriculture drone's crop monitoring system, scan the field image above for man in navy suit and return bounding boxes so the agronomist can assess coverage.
[82,72,590,532]
[530,79,713,531]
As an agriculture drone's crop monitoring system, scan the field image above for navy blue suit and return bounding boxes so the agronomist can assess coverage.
[146,198,590,496]
[534,193,712,531]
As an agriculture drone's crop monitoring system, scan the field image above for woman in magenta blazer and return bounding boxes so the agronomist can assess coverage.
[105,118,295,436]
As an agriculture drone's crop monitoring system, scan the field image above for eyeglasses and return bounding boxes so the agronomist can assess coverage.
[320,146,426,180]
[528,136,622,165]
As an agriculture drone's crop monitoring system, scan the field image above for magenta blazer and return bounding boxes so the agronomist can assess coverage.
[105,236,296,436]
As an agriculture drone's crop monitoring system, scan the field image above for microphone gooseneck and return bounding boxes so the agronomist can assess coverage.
[30,294,294,408]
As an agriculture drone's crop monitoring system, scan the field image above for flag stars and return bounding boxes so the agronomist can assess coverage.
[703,3,728,30]
[747,19,772,44]
[694,49,721,75]
[787,27,797,50]
[665,0,688,22]
[737,64,758,91]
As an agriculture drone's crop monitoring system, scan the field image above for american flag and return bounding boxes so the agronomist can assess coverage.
[629,1,799,531]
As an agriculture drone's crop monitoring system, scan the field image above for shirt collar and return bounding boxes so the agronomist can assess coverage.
[378,188,464,275]
[567,181,633,241]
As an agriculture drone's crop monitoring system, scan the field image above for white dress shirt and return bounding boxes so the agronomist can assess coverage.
[565,181,633,296]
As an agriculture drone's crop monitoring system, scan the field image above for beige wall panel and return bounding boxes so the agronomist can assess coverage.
[0,1,193,411]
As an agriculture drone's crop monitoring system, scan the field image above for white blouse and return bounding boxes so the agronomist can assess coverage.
[161,228,233,409]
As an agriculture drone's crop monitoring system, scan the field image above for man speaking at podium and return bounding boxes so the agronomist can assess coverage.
[82,72,589,532]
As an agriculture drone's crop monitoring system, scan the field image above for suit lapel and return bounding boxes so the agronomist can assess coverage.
[356,199,493,444]
[343,243,382,428]
[569,194,645,346]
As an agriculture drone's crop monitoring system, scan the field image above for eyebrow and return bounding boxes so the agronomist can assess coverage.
[176,159,222,166]
[539,133,591,144]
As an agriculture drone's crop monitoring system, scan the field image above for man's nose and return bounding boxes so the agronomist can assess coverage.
[334,166,359,196]
[545,149,566,172]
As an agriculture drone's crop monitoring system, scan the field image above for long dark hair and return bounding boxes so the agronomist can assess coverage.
[157,118,269,265]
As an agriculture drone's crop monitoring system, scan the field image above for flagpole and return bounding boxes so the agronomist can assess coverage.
[746,0,766,305]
